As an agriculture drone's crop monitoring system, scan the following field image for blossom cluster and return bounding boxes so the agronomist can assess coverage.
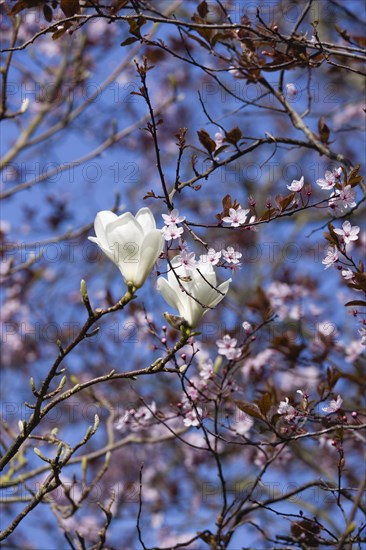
[285,168,358,217]
[277,392,344,425]
[89,208,231,328]
[322,219,360,270]
[162,208,186,241]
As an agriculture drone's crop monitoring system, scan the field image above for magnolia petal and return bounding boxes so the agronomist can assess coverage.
[105,214,143,262]
[210,278,231,307]
[94,211,118,249]
[135,207,157,234]
[87,236,116,264]
[167,265,188,292]
[176,276,209,328]
[191,280,217,310]
[157,277,184,313]
[134,230,164,287]
[180,297,205,328]
[105,214,144,284]
[106,212,143,239]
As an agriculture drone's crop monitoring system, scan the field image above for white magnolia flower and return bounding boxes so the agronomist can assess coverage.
[322,395,343,413]
[287,176,304,192]
[157,256,231,328]
[88,208,163,289]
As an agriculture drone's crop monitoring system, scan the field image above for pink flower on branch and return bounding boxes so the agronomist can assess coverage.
[285,82,298,98]
[287,176,304,192]
[222,206,250,227]
[334,220,360,245]
[322,395,343,413]
[199,360,214,380]
[162,208,186,226]
[277,397,297,422]
[316,167,342,190]
[183,406,203,427]
[322,246,339,269]
[178,250,197,269]
[216,334,241,360]
[200,248,221,266]
[341,269,354,280]
[163,224,184,241]
[222,246,242,264]
[329,185,356,212]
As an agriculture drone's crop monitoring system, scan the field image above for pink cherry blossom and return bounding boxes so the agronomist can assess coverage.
[241,348,276,379]
[183,407,202,427]
[329,185,356,211]
[178,250,197,269]
[222,246,242,264]
[345,340,364,362]
[162,208,186,226]
[200,248,221,266]
[232,410,253,436]
[359,327,366,346]
[222,206,250,227]
[163,223,184,241]
[334,220,360,245]
[199,359,214,380]
[342,269,354,280]
[277,397,296,421]
[316,168,341,190]
[322,395,343,413]
[322,246,339,269]
[227,263,242,274]
[216,334,241,360]
[186,381,199,401]
[242,321,252,333]
[287,176,304,192]
[285,82,298,98]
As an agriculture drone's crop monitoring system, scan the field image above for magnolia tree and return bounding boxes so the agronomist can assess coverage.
[1,0,365,548]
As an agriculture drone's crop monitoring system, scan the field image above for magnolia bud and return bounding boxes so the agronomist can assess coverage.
[163,312,189,330]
